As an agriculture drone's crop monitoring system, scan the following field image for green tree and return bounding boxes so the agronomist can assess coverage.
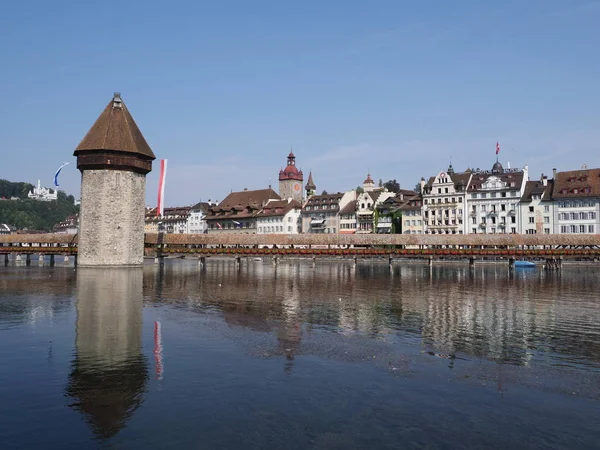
[383,179,401,193]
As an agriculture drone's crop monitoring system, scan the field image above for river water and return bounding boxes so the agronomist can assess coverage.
[1,259,599,449]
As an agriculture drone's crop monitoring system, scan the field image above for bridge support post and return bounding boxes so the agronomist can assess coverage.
[26,254,31,266]
[50,255,55,267]
[428,257,433,267]
[273,256,278,266]
[74,255,78,267]
[469,257,475,268]
[509,257,515,269]
[4,254,9,266]
[236,256,241,268]
[312,256,316,268]
[199,256,206,268]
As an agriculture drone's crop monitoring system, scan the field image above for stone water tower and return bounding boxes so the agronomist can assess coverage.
[74,93,156,266]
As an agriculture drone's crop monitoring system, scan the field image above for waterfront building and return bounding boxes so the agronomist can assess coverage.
[339,200,357,234]
[256,199,302,234]
[356,175,395,233]
[465,160,528,234]
[145,206,191,234]
[519,176,554,235]
[422,165,472,234]
[53,215,79,234]
[74,92,155,266]
[301,192,344,234]
[205,188,280,234]
[188,201,214,234]
[552,167,600,234]
[300,190,356,234]
[27,180,57,201]
[375,190,423,234]
[0,224,16,235]
[278,151,304,203]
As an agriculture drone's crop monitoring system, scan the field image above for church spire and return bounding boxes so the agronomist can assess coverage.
[305,171,316,195]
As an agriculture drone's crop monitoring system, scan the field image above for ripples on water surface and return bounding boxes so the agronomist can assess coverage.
[1,260,600,449]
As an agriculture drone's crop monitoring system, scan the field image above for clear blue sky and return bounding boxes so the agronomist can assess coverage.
[1,0,599,206]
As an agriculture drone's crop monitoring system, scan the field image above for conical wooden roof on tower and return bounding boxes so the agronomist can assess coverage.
[74,93,155,174]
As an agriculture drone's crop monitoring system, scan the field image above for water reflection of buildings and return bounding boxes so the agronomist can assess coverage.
[142,260,600,368]
[66,268,148,440]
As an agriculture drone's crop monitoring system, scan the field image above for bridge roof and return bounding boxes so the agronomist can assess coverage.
[2,233,600,248]
[74,93,155,160]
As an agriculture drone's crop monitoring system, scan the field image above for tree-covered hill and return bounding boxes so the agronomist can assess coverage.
[0,179,78,231]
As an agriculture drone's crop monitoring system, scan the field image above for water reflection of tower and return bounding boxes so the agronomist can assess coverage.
[278,269,302,373]
[66,268,148,440]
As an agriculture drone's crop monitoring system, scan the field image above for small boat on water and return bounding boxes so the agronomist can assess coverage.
[514,260,536,268]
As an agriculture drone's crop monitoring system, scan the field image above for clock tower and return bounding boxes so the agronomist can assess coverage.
[278,150,304,202]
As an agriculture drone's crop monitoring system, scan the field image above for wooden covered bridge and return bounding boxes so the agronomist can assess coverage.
[1,233,600,269]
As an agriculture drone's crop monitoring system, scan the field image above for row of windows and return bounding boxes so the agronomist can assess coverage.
[426,209,463,217]
[560,225,595,233]
[471,204,518,213]
[471,228,518,234]
[258,226,296,233]
[528,216,550,223]
[525,229,551,234]
[404,220,423,226]
[471,191,518,199]
[473,216,517,224]
[557,200,597,208]
[340,223,357,229]
[558,212,597,220]
[430,220,464,226]
[305,205,338,210]
[424,197,463,204]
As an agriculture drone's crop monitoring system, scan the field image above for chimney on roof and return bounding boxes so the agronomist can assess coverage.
[552,168,557,179]
[541,174,548,186]
[244,188,248,191]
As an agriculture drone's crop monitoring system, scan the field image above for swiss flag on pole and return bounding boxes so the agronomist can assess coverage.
[496,142,500,155]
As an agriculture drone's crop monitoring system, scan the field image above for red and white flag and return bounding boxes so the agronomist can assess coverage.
[157,159,167,217]
[216,222,223,229]
[495,142,500,155]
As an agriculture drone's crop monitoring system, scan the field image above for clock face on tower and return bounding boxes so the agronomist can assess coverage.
[294,183,300,191]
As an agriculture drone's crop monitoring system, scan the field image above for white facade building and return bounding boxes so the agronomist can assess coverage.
[188,201,214,234]
[466,161,528,234]
[256,199,302,234]
[519,177,554,235]
[422,165,471,234]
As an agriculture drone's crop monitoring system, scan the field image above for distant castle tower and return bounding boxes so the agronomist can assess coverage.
[74,93,156,266]
[305,171,316,197]
[278,150,304,202]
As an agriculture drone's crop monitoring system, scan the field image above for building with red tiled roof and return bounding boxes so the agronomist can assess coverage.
[256,199,302,234]
[552,167,600,234]
[206,188,280,234]
[53,215,79,234]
